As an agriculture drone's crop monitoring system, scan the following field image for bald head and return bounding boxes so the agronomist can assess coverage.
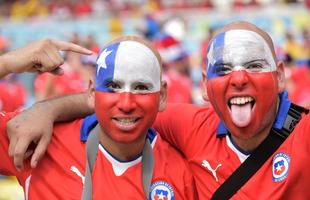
[95,35,163,93]
[211,21,277,60]
[104,35,162,68]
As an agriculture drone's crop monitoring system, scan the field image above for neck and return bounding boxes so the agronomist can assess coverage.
[231,117,276,152]
[98,128,146,161]
[231,97,281,152]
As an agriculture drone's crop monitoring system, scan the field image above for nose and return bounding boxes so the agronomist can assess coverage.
[117,92,136,112]
[229,70,249,89]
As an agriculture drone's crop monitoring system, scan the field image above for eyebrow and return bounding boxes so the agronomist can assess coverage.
[243,59,268,65]
[213,61,232,67]
[134,80,154,87]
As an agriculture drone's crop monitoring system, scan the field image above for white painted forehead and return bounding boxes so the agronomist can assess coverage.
[114,40,161,91]
[207,29,276,69]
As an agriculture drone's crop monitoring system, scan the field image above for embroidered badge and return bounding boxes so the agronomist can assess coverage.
[272,152,290,182]
[149,181,175,200]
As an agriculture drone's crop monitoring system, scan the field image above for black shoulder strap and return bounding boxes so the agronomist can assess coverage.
[211,103,308,200]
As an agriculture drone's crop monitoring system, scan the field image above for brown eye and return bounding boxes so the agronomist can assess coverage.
[246,63,263,72]
[135,84,149,91]
[107,82,121,90]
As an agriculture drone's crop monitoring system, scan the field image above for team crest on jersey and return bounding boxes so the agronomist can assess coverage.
[272,152,290,182]
[149,181,174,200]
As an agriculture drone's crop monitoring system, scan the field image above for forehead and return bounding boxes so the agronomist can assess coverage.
[207,29,274,64]
[95,40,161,91]
[114,41,161,82]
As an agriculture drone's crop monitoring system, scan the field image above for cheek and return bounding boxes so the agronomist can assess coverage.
[251,73,279,109]
[136,93,161,121]
[207,77,229,110]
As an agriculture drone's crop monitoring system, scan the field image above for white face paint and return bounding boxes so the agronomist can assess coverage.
[96,40,161,94]
[206,30,276,79]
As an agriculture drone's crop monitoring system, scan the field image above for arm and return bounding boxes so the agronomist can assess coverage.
[7,92,93,171]
[0,38,92,78]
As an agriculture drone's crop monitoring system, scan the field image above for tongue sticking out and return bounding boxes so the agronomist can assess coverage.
[231,103,252,127]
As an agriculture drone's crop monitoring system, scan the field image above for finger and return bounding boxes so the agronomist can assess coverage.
[36,49,58,72]
[30,136,50,168]
[44,45,64,68]
[52,40,93,55]
[24,149,34,160]
[13,138,33,171]
[49,67,64,75]
[8,136,18,157]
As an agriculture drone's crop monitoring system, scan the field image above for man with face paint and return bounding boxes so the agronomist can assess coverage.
[154,21,310,199]
[1,36,197,199]
[7,21,310,199]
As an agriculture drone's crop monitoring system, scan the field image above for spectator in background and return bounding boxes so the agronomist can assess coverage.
[73,0,92,17]
[34,51,89,101]
[83,34,100,54]
[154,34,193,103]
[0,74,27,112]
[0,31,9,55]
[10,0,48,20]
[48,0,73,19]
[283,30,304,64]
[301,28,310,66]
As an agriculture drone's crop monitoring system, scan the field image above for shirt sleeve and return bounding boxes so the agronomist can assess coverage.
[0,111,20,175]
[154,103,216,158]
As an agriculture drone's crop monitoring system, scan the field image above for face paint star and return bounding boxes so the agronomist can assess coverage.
[97,48,112,75]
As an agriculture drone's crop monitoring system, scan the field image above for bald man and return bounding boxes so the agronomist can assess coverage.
[1,36,197,199]
[8,22,310,199]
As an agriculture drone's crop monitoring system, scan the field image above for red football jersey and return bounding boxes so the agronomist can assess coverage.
[154,103,310,199]
[0,112,197,200]
[163,72,192,104]
[0,81,26,112]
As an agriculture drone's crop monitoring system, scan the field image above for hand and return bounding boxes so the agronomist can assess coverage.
[7,102,54,171]
[1,39,92,77]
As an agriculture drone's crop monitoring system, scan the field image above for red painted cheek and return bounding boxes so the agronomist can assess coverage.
[95,91,160,143]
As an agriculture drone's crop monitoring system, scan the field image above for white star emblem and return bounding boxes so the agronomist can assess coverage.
[276,164,283,172]
[97,48,112,75]
[158,192,165,200]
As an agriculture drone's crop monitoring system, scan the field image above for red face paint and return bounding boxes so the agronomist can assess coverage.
[207,70,279,139]
[95,91,160,143]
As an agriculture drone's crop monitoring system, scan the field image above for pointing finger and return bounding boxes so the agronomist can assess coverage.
[52,40,93,55]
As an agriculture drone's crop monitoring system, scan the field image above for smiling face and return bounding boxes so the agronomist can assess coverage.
[94,39,165,144]
[205,29,284,139]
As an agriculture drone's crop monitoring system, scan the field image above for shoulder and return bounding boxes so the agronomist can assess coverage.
[153,134,188,166]
[163,103,218,120]
[52,119,85,143]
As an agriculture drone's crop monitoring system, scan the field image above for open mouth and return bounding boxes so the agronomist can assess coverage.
[227,96,256,127]
[113,117,140,124]
[228,96,255,108]
[112,117,141,131]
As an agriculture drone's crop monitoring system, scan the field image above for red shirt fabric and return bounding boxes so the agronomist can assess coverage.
[0,112,197,200]
[0,81,26,112]
[154,103,310,199]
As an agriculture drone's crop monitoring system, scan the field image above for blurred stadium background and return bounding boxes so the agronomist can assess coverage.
[0,0,309,199]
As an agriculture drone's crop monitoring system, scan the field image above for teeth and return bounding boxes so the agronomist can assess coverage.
[116,118,136,124]
[230,97,254,105]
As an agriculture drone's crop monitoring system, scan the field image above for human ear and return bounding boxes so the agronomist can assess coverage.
[87,78,96,110]
[276,61,286,93]
[201,71,210,102]
[158,81,167,112]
